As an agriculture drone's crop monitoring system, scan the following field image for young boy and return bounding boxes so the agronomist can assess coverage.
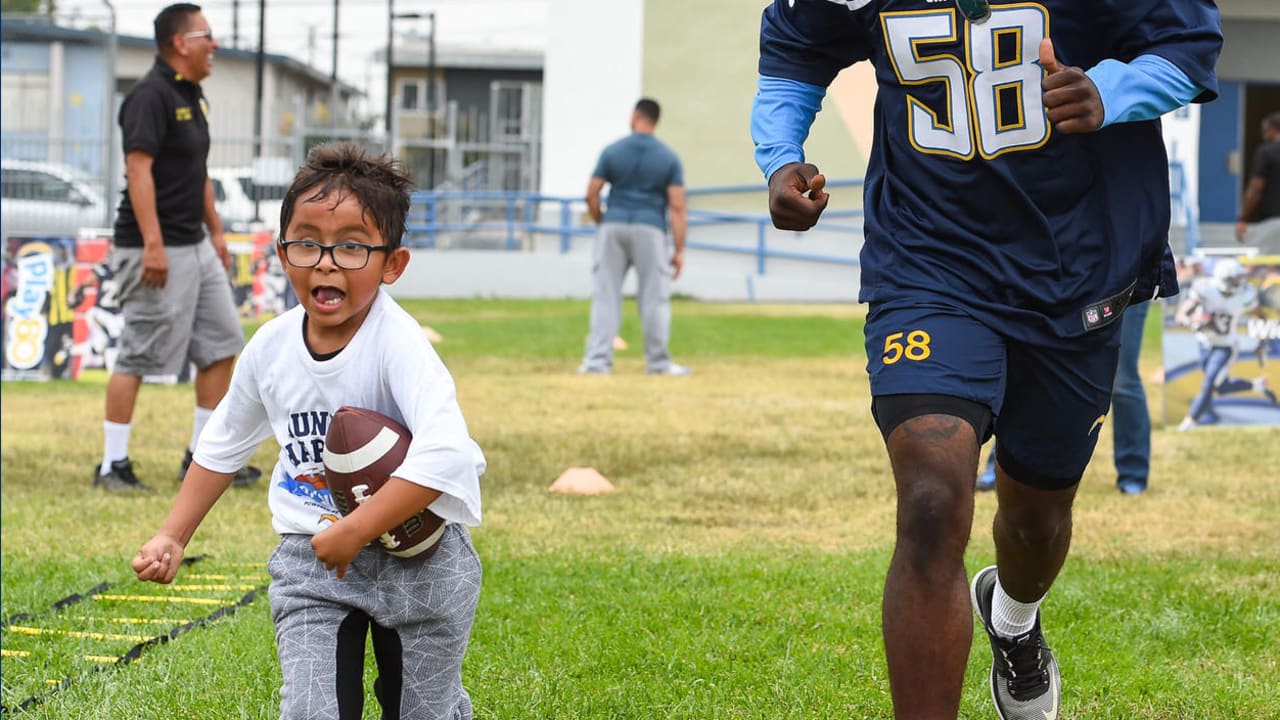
[132,142,485,720]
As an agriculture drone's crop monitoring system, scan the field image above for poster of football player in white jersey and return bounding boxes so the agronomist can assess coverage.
[69,260,124,372]
[1163,255,1280,428]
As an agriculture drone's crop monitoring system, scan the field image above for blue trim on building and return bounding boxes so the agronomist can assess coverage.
[1197,81,1240,223]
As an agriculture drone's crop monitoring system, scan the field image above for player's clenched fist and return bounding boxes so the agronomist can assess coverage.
[1040,38,1104,135]
[132,535,185,584]
[767,162,829,231]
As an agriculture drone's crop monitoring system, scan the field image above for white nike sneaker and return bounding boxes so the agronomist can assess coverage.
[971,566,1062,720]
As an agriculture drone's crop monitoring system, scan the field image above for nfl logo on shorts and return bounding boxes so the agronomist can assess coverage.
[1086,308,1100,324]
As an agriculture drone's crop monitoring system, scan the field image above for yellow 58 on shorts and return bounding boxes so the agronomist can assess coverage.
[881,329,932,364]
[864,301,1123,488]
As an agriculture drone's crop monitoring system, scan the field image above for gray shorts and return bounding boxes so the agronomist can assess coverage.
[1243,217,1280,253]
[267,524,482,720]
[111,242,245,375]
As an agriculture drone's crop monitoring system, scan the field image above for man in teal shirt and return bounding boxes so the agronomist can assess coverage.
[579,98,689,376]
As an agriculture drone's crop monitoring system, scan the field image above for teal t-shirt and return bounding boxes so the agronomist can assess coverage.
[592,132,683,231]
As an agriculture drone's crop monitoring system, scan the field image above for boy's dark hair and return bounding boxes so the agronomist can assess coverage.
[280,143,415,251]
[154,4,202,51]
[635,98,661,124]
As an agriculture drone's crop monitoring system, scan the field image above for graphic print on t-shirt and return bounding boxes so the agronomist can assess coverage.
[278,408,335,512]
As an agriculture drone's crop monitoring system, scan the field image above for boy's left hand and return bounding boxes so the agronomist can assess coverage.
[311,522,364,579]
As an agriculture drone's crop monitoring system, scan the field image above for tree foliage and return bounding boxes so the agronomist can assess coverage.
[1,0,53,14]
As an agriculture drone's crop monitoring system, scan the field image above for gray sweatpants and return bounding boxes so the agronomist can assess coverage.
[582,222,673,372]
[267,524,481,720]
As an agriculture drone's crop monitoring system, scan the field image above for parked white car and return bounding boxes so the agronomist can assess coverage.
[210,158,292,233]
[1,159,111,240]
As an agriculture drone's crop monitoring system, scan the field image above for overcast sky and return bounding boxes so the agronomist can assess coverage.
[62,0,548,100]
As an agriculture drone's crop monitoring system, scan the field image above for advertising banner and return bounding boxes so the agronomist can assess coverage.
[1161,253,1280,428]
[2,230,286,382]
[2,236,80,380]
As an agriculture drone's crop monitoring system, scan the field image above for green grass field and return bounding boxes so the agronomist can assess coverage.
[2,299,1278,719]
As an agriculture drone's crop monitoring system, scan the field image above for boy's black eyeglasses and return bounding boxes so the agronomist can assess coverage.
[955,0,990,23]
[279,240,390,270]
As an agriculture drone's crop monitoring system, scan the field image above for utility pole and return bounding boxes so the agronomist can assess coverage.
[101,0,118,228]
[426,12,436,189]
[232,0,240,49]
[330,0,339,131]
[426,12,436,115]
[384,0,394,140]
[253,0,266,221]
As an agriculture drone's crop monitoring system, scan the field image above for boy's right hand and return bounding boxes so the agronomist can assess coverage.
[767,162,829,231]
[311,520,365,580]
[132,535,185,584]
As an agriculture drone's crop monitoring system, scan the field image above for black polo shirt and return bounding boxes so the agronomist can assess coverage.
[1252,140,1280,221]
[113,58,211,247]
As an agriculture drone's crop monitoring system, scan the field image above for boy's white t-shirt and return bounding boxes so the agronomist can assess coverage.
[194,289,484,535]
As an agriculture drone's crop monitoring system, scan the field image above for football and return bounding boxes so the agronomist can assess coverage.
[322,406,447,558]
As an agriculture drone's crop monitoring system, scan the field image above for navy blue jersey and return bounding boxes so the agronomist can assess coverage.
[759,0,1221,348]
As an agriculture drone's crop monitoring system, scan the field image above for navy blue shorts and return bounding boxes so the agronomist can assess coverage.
[864,302,1122,488]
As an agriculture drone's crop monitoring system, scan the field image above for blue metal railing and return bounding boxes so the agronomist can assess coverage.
[405,178,866,274]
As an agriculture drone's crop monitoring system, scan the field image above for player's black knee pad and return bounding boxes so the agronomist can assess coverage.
[871,393,993,444]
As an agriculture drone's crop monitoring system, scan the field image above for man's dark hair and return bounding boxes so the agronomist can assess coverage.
[154,4,202,51]
[1265,111,1280,134]
[280,143,415,251]
[635,98,661,124]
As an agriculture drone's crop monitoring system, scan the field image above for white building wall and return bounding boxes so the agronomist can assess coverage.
[115,44,156,80]
[540,0,644,199]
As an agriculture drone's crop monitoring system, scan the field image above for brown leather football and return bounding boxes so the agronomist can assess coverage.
[322,406,446,558]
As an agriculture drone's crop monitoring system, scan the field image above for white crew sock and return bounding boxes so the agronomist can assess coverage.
[991,579,1043,639]
[191,406,215,452]
[102,421,131,475]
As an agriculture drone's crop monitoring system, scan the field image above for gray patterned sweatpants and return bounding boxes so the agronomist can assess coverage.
[267,524,481,720]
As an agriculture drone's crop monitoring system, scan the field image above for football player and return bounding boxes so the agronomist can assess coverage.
[753,1,1222,717]
[1174,257,1277,429]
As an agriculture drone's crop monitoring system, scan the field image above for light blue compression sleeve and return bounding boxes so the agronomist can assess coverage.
[1086,54,1204,127]
[751,76,827,181]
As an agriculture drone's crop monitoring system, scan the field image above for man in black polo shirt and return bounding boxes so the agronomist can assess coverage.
[1237,111,1280,250]
[97,3,259,491]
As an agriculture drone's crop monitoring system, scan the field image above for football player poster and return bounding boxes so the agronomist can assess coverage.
[1161,253,1280,428]
[3,230,286,383]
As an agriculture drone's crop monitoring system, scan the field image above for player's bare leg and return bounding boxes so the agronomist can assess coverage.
[882,413,979,719]
[105,372,144,423]
[194,355,235,408]
[990,463,1078,604]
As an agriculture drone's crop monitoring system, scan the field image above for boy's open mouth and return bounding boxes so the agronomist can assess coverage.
[313,286,346,306]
